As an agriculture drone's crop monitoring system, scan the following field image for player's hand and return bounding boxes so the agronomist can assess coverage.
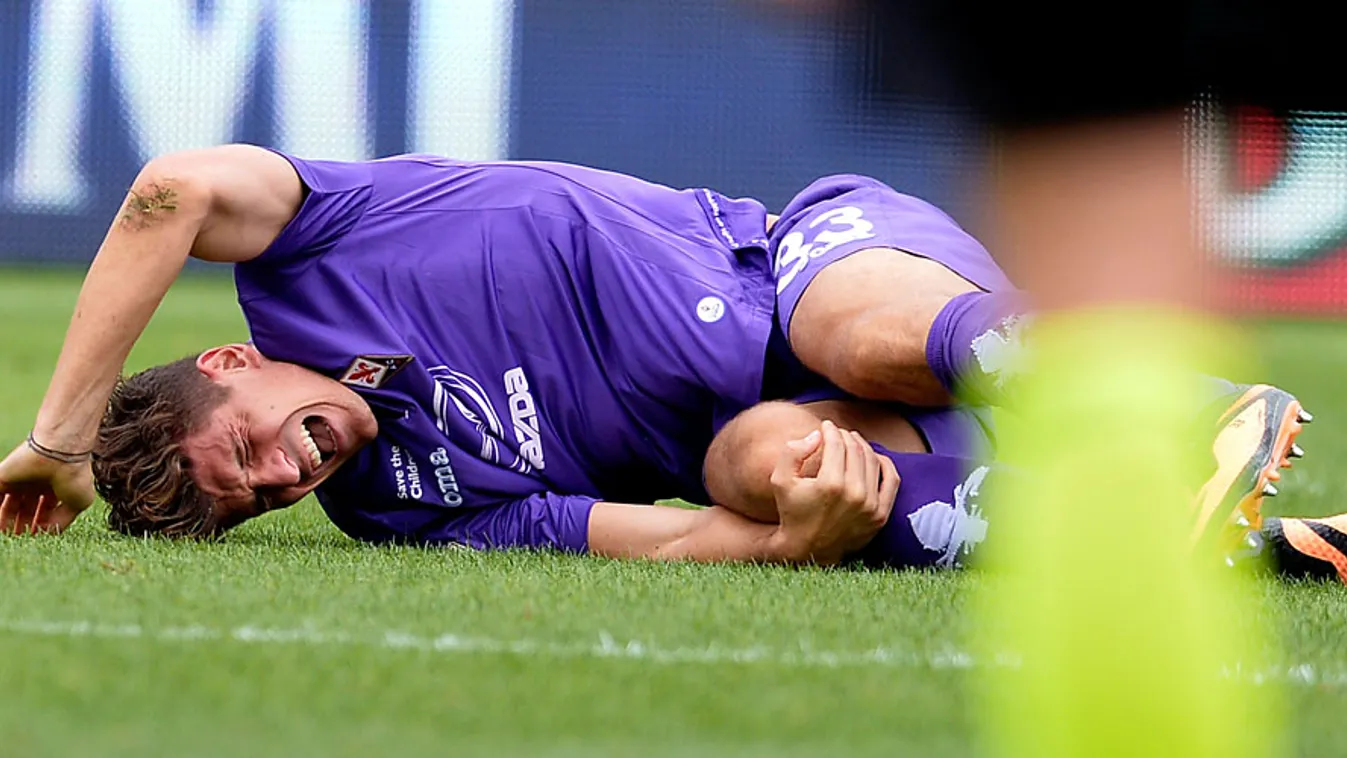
[0,442,95,535]
[769,420,900,565]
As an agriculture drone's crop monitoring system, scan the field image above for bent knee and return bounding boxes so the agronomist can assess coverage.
[704,402,820,521]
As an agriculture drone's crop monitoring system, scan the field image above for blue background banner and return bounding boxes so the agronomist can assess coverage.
[0,0,982,263]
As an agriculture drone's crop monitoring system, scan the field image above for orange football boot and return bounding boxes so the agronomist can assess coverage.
[1192,384,1308,564]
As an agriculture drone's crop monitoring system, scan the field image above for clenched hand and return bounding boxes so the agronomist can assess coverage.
[770,420,900,565]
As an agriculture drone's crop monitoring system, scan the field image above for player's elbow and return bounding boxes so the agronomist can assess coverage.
[125,151,218,228]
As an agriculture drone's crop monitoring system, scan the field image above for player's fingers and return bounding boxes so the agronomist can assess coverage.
[858,432,881,503]
[3,493,35,535]
[774,428,822,488]
[785,428,822,466]
[841,431,869,501]
[2,492,27,535]
[817,420,846,484]
[31,495,70,535]
[0,493,13,533]
[24,494,46,535]
[18,497,39,535]
[876,455,900,521]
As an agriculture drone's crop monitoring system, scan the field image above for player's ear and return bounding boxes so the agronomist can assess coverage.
[197,343,264,377]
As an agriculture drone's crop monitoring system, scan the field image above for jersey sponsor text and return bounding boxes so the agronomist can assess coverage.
[504,367,546,471]
[390,445,424,500]
[429,447,464,506]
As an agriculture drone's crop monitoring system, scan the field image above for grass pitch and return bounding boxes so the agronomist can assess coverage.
[3,267,1347,757]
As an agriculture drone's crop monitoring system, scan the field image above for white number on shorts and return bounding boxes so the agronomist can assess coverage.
[774,206,877,293]
[808,206,876,257]
[774,231,812,293]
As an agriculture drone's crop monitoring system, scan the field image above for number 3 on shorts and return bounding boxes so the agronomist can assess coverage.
[773,206,877,293]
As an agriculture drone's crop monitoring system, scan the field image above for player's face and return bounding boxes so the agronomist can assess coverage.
[180,344,379,528]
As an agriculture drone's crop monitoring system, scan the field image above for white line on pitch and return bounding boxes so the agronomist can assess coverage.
[0,618,1337,688]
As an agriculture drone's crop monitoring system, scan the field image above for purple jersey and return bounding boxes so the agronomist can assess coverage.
[234,153,775,552]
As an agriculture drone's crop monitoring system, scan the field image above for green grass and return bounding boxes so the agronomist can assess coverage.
[3,267,1347,757]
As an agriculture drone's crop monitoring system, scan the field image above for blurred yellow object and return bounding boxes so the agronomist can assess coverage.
[975,308,1279,758]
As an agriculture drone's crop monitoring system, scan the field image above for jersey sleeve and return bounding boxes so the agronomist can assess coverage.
[240,150,375,269]
[419,493,599,553]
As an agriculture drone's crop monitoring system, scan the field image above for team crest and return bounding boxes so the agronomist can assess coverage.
[340,355,413,389]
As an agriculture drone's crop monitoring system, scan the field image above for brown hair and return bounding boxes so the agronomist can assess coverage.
[93,355,230,538]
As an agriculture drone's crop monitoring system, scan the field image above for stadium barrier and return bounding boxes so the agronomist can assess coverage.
[0,0,1340,314]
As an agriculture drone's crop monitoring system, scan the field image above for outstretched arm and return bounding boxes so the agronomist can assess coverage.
[590,422,898,565]
[419,422,898,565]
[0,145,304,533]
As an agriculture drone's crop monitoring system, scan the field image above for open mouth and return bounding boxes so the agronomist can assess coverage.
[300,416,338,475]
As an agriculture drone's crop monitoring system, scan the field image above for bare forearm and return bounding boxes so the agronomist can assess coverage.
[588,502,808,564]
[648,506,800,563]
[33,171,207,448]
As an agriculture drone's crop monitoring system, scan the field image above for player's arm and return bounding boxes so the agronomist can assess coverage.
[0,145,302,532]
[587,504,793,563]
[34,146,298,449]
[589,422,899,565]
[415,424,895,565]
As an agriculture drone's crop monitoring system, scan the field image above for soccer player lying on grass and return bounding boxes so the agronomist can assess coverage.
[0,145,1312,571]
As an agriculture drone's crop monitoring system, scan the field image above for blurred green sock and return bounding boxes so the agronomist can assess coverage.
[976,307,1279,758]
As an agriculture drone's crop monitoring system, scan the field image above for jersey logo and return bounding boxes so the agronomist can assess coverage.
[340,355,413,389]
[429,366,545,474]
[696,295,726,323]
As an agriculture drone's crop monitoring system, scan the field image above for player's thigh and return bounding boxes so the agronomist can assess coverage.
[768,177,1011,382]
[787,247,979,376]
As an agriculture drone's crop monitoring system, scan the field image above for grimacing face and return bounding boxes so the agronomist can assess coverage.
[179,344,379,528]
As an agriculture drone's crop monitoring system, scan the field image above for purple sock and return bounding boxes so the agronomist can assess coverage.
[851,443,998,570]
[925,291,1030,406]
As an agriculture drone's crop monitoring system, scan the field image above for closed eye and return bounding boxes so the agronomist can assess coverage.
[231,429,255,505]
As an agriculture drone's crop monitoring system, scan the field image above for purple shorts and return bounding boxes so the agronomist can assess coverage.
[770,174,1015,333]
[762,174,1015,458]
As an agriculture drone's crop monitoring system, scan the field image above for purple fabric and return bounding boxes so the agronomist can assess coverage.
[904,405,996,458]
[775,383,995,459]
[925,291,1029,405]
[852,444,994,569]
[234,152,779,551]
[768,174,1015,338]
[323,489,599,553]
[756,173,1019,433]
